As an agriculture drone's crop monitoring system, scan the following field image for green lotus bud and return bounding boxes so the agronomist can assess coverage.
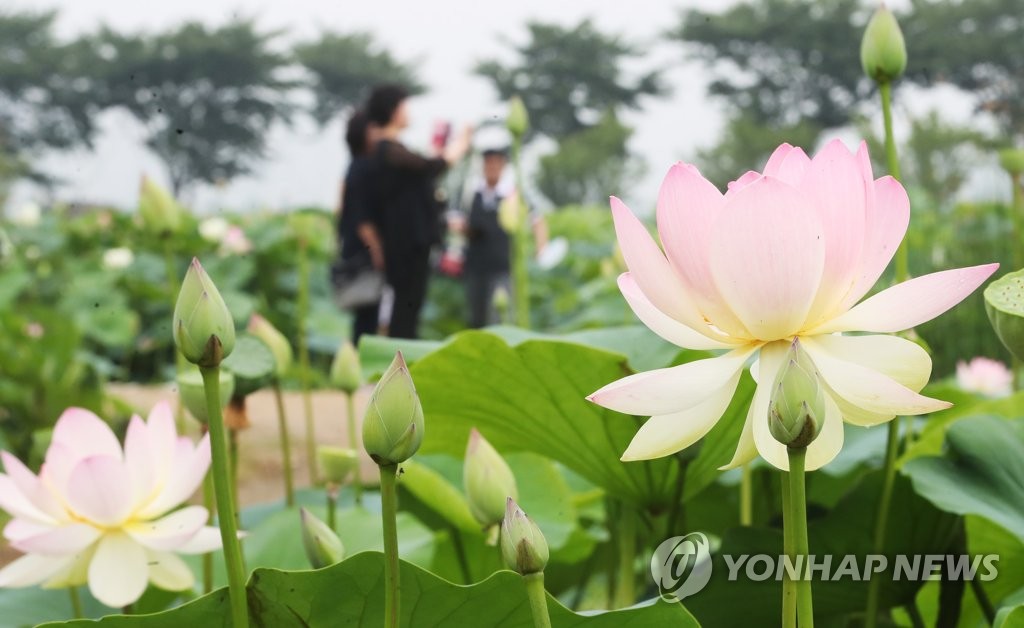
[330,340,362,394]
[362,352,424,466]
[138,175,184,235]
[318,446,360,485]
[299,507,344,569]
[247,313,293,377]
[176,367,235,424]
[985,268,1024,362]
[506,96,529,139]
[999,149,1024,176]
[861,4,907,83]
[173,257,236,367]
[500,498,548,575]
[768,339,825,449]
[464,428,518,528]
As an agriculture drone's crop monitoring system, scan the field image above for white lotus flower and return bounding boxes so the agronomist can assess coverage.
[0,403,220,607]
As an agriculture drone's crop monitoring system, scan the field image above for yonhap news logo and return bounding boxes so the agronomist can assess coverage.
[651,533,714,601]
[650,532,1000,599]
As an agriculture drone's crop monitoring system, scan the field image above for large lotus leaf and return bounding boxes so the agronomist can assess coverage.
[409,331,682,509]
[902,416,1024,540]
[40,553,697,627]
[899,390,1024,465]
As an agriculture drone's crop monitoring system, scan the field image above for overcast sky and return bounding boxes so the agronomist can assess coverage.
[7,0,1008,214]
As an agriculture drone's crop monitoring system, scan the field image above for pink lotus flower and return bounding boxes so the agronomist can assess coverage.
[0,402,219,607]
[956,357,1012,398]
[588,140,998,471]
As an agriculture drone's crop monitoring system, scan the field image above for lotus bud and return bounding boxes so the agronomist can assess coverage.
[768,339,825,449]
[248,314,293,377]
[463,429,518,528]
[362,352,424,466]
[860,4,907,84]
[999,149,1024,176]
[506,96,529,139]
[138,175,184,235]
[985,269,1024,362]
[498,193,526,234]
[330,340,363,394]
[173,258,236,367]
[318,446,360,485]
[177,367,235,424]
[500,498,548,575]
[299,508,344,569]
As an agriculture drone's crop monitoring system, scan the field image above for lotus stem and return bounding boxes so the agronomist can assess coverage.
[781,472,796,628]
[788,447,813,628]
[199,366,249,628]
[345,391,363,505]
[272,382,296,507]
[511,137,531,329]
[68,586,82,619]
[613,507,636,608]
[296,241,318,485]
[740,462,753,526]
[163,243,188,430]
[866,79,904,628]
[524,573,553,628]
[326,483,338,531]
[202,472,213,594]
[379,463,401,628]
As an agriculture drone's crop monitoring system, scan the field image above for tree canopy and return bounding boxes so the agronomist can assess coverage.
[475,19,665,141]
[294,32,423,126]
[89,18,296,194]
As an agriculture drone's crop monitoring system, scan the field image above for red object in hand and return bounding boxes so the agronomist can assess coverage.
[432,120,452,152]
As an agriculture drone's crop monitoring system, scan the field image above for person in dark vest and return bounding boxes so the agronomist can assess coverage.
[365,84,470,338]
[462,148,512,328]
[335,109,383,343]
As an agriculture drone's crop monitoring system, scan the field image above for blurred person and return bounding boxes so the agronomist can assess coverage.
[366,84,470,338]
[334,109,385,343]
[461,148,513,328]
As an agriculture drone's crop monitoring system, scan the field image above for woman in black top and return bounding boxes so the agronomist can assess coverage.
[337,110,384,343]
[365,84,469,338]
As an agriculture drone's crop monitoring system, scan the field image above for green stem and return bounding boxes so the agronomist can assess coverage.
[613,508,637,608]
[1011,172,1022,269]
[524,573,553,628]
[202,472,213,594]
[229,427,240,511]
[865,419,900,628]
[379,463,400,628]
[740,462,753,526]
[345,392,363,505]
[788,448,813,628]
[326,484,338,531]
[510,137,530,329]
[781,472,796,628]
[296,245,318,486]
[880,81,906,283]
[68,586,83,619]
[272,382,295,507]
[199,367,250,628]
[969,577,996,624]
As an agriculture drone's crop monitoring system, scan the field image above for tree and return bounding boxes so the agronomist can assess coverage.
[475,19,665,141]
[535,112,641,207]
[670,0,867,131]
[294,32,423,126]
[904,0,1024,142]
[0,10,104,192]
[91,19,295,194]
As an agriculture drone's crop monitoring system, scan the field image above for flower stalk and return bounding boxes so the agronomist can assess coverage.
[345,392,363,504]
[507,96,531,329]
[787,447,813,628]
[296,240,318,485]
[524,573,553,628]
[68,587,83,620]
[379,463,401,628]
[272,382,296,507]
[781,473,796,628]
[614,508,637,608]
[201,366,249,628]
